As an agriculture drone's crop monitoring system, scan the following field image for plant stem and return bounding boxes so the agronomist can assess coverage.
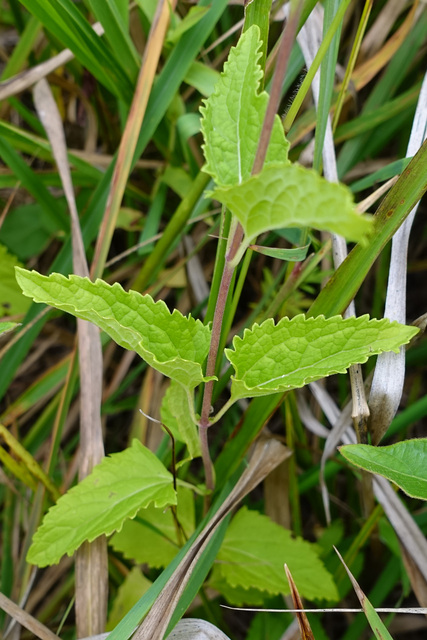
[198,3,301,489]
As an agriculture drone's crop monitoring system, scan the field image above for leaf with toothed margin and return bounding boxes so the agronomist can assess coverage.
[211,163,373,256]
[15,268,212,390]
[200,25,289,187]
[225,314,418,402]
[27,440,176,567]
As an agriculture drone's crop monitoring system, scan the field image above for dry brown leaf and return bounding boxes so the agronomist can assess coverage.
[0,591,60,640]
[284,565,315,640]
[33,78,107,636]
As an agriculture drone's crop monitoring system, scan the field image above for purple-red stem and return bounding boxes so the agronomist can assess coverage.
[198,6,302,491]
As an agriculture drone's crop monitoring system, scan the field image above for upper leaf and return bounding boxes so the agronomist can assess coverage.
[225,315,418,401]
[15,268,211,390]
[27,440,176,567]
[340,439,427,500]
[216,507,338,601]
[200,25,289,187]
[211,163,373,253]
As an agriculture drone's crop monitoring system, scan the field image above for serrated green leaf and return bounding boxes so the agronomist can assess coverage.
[106,568,152,632]
[0,245,31,316]
[160,381,201,459]
[216,507,338,601]
[27,440,176,567]
[0,321,19,335]
[15,269,211,390]
[211,163,373,254]
[110,486,195,569]
[340,439,427,500]
[225,315,418,401]
[200,25,289,187]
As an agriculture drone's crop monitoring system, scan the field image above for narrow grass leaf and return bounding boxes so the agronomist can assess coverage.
[85,0,140,79]
[27,440,176,567]
[19,0,133,100]
[335,547,394,640]
[340,439,427,500]
[226,315,417,401]
[15,269,211,390]
[308,139,427,319]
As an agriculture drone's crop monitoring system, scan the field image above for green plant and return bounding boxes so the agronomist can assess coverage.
[2,2,427,639]
[13,23,418,636]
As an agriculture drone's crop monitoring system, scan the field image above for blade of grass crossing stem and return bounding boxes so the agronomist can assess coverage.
[91,0,176,279]
[308,138,427,319]
[19,0,133,100]
[283,0,352,132]
[332,0,373,132]
[313,0,342,172]
[335,548,395,640]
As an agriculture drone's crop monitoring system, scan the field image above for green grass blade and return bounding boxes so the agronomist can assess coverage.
[308,138,427,318]
[0,138,69,232]
[0,15,41,80]
[19,0,134,100]
[86,0,140,79]
[313,0,342,172]
[283,0,352,132]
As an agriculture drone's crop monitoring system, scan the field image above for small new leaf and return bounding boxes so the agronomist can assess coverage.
[27,440,176,567]
[200,25,289,187]
[340,439,427,500]
[226,315,418,401]
[216,507,338,601]
[211,163,373,254]
[0,321,19,335]
[15,268,211,390]
[160,381,201,459]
